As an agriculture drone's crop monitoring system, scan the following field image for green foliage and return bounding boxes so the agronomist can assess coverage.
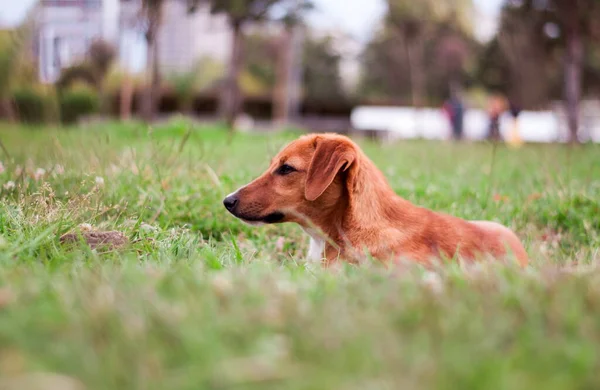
[87,39,117,114]
[194,57,226,90]
[11,87,58,124]
[243,32,277,92]
[303,36,347,104]
[0,122,599,388]
[359,29,413,102]
[476,37,511,95]
[88,39,116,81]
[208,0,297,24]
[12,89,45,124]
[0,30,18,97]
[480,0,600,109]
[360,26,479,105]
[360,0,479,105]
[167,58,226,112]
[388,0,474,33]
[59,85,100,124]
[0,13,38,122]
[169,72,199,112]
[0,23,34,97]
[56,64,99,91]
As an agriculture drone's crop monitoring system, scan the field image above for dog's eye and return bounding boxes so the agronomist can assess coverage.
[276,164,296,176]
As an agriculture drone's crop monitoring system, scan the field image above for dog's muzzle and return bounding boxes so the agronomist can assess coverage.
[223,192,284,224]
[223,193,239,213]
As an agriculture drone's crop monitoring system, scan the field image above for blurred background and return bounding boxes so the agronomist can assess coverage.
[1,0,600,143]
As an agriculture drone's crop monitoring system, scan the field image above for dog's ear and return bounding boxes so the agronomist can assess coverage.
[305,138,356,201]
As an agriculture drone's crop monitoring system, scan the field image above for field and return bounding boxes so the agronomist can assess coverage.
[0,119,599,389]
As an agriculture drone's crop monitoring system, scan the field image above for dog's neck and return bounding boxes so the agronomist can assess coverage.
[346,157,412,227]
[304,153,416,253]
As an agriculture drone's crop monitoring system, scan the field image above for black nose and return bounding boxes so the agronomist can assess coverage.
[223,194,239,212]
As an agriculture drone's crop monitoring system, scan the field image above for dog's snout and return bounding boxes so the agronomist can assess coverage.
[223,194,239,212]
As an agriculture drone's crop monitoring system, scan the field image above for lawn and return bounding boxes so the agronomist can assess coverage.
[0,119,599,389]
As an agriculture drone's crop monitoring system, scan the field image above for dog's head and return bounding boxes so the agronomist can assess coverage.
[223,133,358,226]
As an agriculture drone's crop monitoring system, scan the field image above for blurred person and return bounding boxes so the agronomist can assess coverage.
[507,99,524,147]
[486,94,507,142]
[442,92,464,141]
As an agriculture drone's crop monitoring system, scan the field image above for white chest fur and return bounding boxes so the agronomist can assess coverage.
[307,237,325,262]
[302,228,325,262]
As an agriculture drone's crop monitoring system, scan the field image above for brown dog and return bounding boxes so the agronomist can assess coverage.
[223,133,528,267]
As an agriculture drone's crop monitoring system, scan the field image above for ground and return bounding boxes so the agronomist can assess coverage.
[0,119,599,389]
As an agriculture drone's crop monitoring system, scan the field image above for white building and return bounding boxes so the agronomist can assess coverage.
[34,0,232,83]
[158,1,231,74]
[36,0,121,83]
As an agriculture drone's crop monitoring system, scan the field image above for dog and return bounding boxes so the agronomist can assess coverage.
[223,133,528,267]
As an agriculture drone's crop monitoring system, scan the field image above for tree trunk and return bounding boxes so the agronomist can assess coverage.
[273,28,292,127]
[288,24,304,123]
[120,75,133,121]
[151,35,161,116]
[141,30,159,122]
[499,19,549,109]
[182,96,194,117]
[141,35,154,122]
[97,81,107,116]
[564,2,584,144]
[220,21,244,130]
[0,98,16,122]
[405,36,426,108]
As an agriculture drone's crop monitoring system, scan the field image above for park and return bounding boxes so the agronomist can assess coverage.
[1,0,600,388]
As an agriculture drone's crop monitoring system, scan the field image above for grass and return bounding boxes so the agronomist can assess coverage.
[0,118,599,389]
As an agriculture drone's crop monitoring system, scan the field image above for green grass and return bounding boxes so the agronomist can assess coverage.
[0,118,599,389]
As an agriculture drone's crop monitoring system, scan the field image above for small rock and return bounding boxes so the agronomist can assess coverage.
[59,231,128,250]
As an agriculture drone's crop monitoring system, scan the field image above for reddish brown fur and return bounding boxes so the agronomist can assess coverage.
[224,133,528,267]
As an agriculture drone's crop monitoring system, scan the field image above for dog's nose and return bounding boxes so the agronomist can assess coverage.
[223,194,239,212]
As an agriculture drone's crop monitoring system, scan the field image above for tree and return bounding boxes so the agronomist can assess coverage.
[190,0,311,129]
[485,3,555,110]
[0,17,35,122]
[0,30,21,121]
[494,0,600,142]
[552,0,600,143]
[434,25,475,98]
[302,35,346,106]
[384,0,475,107]
[55,64,99,90]
[89,39,116,83]
[168,58,222,115]
[88,39,116,113]
[213,0,276,128]
[273,6,308,126]
[139,0,167,122]
[476,37,512,96]
[169,71,198,115]
[243,31,278,92]
[386,0,428,107]
[359,1,478,106]
[359,28,412,103]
